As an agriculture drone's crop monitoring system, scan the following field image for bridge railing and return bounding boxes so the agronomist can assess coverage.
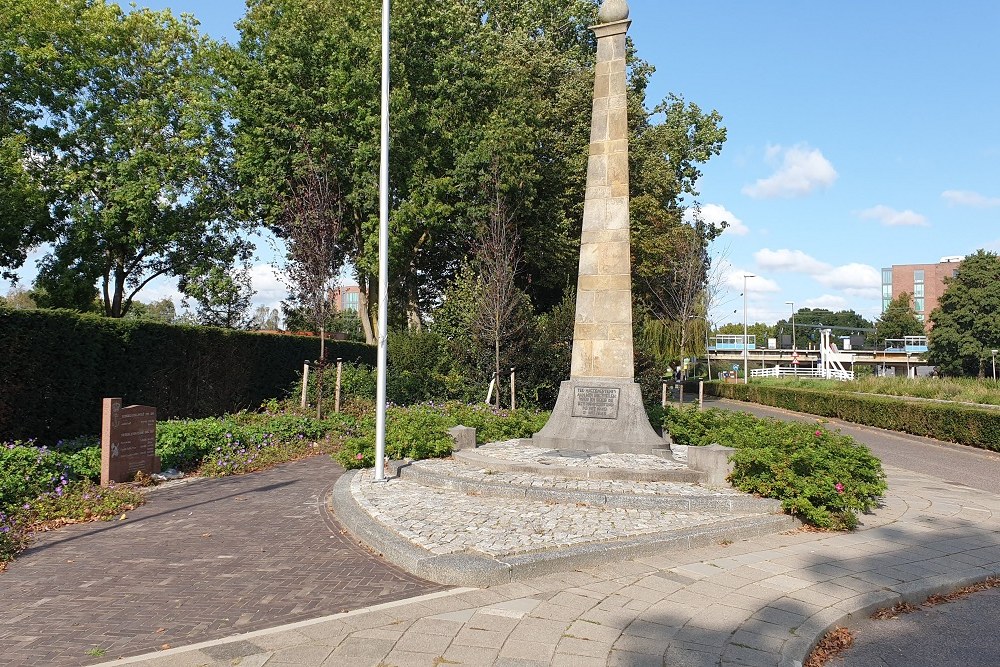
[749,366,854,381]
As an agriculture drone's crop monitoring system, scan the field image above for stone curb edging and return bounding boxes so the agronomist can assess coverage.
[330,470,798,588]
[453,447,705,483]
[398,460,783,515]
[776,566,1000,667]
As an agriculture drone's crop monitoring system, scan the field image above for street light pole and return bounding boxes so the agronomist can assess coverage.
[743,274,754,384]
[785,300,796,351]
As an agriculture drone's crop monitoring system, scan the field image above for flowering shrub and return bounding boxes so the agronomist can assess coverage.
[0,442,144,565]
[664,406,887,530]
[0,441,70,515]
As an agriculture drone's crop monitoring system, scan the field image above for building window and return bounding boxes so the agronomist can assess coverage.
[914,297,924,313]
[914,283,924,298]
[342,291,359,312]
[914,269,924,283]
[881,268,893,312]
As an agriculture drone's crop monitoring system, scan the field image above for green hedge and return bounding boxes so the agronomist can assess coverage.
[0,308,374,443]
[706,382,1000,451]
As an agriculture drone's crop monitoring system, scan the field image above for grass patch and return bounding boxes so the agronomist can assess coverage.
[755,376,1000,407]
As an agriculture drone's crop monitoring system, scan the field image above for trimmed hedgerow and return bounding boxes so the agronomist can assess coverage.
[0,307,374,444]
[706,382,1000,451]
[665,406,887,530]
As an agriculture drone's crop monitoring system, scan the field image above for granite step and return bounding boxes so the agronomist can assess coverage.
[397,458,782,515]
[453,439,705,483]
[332,467,799,587]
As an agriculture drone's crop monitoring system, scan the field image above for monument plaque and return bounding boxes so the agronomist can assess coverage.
[101,398,160,485]
[572,387,620,419]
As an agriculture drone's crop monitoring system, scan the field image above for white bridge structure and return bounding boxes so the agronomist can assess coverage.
[710,331,930,381]
[750,329,855,381]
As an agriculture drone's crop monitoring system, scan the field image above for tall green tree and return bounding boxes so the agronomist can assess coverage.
[875,292,923,344]
[9,1,246,317]
[0,0,110,280]
[928,250,1000,377]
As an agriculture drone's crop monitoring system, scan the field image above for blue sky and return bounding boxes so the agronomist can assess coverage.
[12,1,1000,324]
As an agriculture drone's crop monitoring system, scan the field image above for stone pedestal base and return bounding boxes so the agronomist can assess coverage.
[532,379,664,455]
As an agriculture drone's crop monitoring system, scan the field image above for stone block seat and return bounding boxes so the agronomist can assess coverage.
[331,440,796,587]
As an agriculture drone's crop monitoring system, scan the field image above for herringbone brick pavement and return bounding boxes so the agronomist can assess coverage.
[0,456,445,666]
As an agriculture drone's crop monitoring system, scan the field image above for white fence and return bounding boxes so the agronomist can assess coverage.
[750,366,854,381]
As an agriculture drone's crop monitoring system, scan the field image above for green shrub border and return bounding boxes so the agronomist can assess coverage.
[705,382,1000,451]
[0,308,374,443]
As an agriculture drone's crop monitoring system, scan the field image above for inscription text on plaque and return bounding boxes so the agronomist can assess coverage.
[572,387,620,419]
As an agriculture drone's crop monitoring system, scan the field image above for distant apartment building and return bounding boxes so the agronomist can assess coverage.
[881,256,962,329]
[330,285,361,312]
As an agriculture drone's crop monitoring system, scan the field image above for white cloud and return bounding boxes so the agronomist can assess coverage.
[814,263,881,298]
[803,294,849,310]
[721,266,780,294]
[683,203,750,236]
[741,144,838,199]
[859,205,928,227]
[754,248,829,275]
[942,189,1000,208]
[248,263,289,307]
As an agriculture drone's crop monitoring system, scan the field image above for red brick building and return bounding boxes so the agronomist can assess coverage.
[881,256,962,330]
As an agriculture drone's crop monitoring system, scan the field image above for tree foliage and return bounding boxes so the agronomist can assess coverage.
[3,0,246,316]
[928,250,1000,377]
[875,292,923,343]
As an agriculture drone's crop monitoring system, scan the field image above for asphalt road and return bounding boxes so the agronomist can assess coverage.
[699,396,1000,666]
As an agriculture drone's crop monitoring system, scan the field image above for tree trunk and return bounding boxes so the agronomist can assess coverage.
[494,325,501,409]
[357,274,376,344]
[406,276,422,333]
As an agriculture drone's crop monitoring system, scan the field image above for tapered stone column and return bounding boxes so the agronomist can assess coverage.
[533,0,663,454]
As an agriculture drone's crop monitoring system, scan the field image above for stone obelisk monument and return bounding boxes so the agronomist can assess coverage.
[533,0,663,454]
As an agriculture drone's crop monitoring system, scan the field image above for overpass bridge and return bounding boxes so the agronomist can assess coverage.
[706,335,929,379]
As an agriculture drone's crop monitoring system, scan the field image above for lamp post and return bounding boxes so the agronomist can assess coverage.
[992,349,997,381]
[906,351,912,379]
[785,300,796,351]
[743,274,754,384]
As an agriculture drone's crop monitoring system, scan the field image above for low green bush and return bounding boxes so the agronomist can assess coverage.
[665,406,887,530]
[334,401,551,469]
[0,440,145,565]
[156,412,351,473]
[0,442,69,515]
[706,382,1000,451]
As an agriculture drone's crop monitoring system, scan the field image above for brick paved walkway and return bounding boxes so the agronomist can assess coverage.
[0,456,445,666]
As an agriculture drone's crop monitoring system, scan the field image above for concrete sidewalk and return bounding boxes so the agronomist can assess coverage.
[99,464,1000,667]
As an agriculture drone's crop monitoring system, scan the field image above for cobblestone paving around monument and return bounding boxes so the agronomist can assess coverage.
[350,469,741,557]
[0,456,445,667]
[409,458,741,496]
[473,439,688,470]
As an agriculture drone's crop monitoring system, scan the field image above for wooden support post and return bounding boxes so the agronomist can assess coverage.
[661,381,667,407]
[510,367,516,411]
[679,385,684,405]
[699,381,704,409]
[335,358,343,413]
[301,362,309,410]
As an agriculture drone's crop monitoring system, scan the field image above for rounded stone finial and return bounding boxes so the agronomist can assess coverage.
[598,0,629,23]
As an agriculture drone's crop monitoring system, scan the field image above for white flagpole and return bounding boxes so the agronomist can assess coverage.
[374,0,390,482]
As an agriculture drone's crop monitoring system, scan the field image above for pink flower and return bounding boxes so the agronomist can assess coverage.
[835,483,845,494]
[814,430,822,436]
[355,453,364,461]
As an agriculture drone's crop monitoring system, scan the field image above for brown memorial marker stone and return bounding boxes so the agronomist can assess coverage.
[101,398,160,485]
